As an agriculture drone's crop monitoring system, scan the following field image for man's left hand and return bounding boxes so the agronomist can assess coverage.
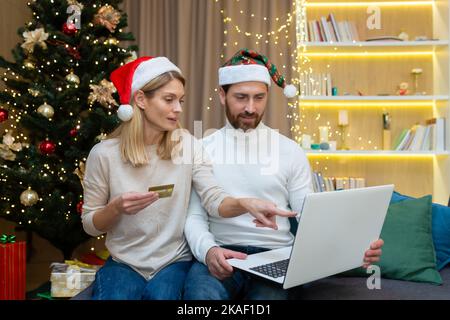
[362,239,384,269]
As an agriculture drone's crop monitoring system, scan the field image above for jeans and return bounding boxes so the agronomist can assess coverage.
[184,246,301,300]
[92,257,192,300]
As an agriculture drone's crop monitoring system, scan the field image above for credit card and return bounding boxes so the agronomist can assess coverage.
[148,184,175,198]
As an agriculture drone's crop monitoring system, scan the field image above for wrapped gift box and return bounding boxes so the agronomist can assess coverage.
[0,240,26,300]
[50,261,98,298]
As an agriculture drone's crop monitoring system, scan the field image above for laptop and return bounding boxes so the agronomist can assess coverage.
[227,185,394,289]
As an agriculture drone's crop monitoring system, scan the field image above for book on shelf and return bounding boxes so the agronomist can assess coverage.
[307,13,360,42]
[393,118,446,152]
[300,73,333,96]
[426,118,446,152]
[312,172,366,192]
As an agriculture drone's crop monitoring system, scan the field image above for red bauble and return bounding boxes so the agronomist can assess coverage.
[39,140,56,155]
[62,22,78,35]
[0,108,8,123]
[69,128,78,137]
[76,201,83,215]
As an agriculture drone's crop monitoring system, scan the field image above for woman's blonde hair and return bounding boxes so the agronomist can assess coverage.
[108,71,185,167]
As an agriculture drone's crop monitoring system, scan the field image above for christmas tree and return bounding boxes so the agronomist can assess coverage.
[0,0,138,259]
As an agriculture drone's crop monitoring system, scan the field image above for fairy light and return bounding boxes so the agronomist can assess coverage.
[204,1,303,112]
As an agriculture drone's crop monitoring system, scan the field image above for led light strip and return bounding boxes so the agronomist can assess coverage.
[299,102,435,108]
[306,1,434,8]
[300,51,434,57]
[306,152,444,158]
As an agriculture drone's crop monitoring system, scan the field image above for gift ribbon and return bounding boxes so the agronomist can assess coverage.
[65,259,96,270]
[0,234,16,244]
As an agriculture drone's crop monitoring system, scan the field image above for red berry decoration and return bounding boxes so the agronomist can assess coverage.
[69,128,78,137]
[0,108,8,123]
[76,201,83,215]
[39,140,56,155]
[62,22,78,35]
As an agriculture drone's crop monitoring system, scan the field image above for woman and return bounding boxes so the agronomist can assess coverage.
[82,56,295,300]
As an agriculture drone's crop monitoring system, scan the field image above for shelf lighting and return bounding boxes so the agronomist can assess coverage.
[306,152,446,159]
[300,51,434,58]
[299,101,435,108]
[306,1,434,8]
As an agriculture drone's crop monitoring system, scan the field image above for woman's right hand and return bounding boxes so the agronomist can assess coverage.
[110,192,159,216]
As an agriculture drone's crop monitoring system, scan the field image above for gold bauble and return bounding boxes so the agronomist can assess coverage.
[37,102,55,119]
[66,72,80,85]
[20,188,39,207]
[24,59,35,70]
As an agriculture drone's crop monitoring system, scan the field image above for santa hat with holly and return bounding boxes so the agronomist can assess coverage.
[218,48,297,98]
[110,56,182,121]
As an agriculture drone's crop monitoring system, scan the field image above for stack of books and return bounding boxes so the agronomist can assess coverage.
[300,73,333,96]
[312,172,366,192]
[307,13,360,42]
[393,118,446,151]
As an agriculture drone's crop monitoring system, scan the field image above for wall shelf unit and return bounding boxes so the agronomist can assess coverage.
[297,0,450,204]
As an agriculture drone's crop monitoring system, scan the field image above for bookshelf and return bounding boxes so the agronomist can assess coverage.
[298,0,450,205]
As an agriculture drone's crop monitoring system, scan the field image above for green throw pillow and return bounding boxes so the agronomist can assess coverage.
[345,195,442,285]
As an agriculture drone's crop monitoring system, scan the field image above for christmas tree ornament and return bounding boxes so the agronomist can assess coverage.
[62,22,78,36]
[110,56,182,121]
[39,140,56,155]
[28,88,41,97]
[124,51,138,64]
[0,145,15,161]
[76,200,83,214]
[88,79,118,108]
[219,49,298,98]
[47,39,81,60]
[20,188,39,207]
[69,128,78,137]
[21,28,49,53]
[74,161,85,189]
[0,108,8,123]
[95,133,107,142]
[65,71,80,85]
[67,0,84,10]
[37,102,54,119]
[2,133,22,152]
[0,133,23,161]
[24,59,36,70]
[105,37,119,45]
[94,5,121,32]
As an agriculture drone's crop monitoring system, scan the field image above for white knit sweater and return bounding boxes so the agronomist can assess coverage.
[184,122,313,264]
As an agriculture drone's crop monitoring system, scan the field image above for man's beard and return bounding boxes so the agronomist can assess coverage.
[225,100,264,131]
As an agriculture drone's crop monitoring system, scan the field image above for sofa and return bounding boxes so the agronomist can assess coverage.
[71,267,450,300]
[72,192,450,300]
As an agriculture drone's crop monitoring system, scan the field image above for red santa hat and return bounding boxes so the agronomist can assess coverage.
[110,56,182,121]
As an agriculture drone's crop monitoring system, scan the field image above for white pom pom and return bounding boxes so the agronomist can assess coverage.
[283,84,297,98]
[117,104,134,122]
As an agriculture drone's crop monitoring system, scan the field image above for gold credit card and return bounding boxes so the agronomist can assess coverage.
[148,184,175,198]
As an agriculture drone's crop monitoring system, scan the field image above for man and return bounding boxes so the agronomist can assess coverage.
[183,49,383,300]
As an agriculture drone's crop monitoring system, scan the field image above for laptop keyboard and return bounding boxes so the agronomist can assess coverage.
[250,259,289,279]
